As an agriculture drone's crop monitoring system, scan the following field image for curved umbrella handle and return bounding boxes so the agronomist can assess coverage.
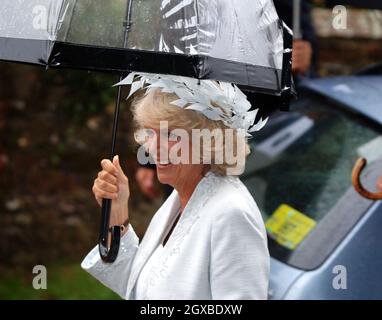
[99,198,121,262]
[97,75,124,263]
[97,0,133,263]
[351,157,382,200]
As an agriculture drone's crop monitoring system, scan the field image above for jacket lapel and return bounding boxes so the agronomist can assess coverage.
[125,190,181,298]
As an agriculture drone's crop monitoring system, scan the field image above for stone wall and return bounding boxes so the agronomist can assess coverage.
[312,7,382,75]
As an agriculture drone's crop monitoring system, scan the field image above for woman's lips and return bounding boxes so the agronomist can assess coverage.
[156,162,171,168]
[153,156,172,168]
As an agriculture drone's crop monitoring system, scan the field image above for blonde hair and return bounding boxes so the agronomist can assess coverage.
[131,88,251,176]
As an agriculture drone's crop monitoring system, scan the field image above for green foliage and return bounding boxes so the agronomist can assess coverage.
[43,69,117,124]
[0,263,120,300]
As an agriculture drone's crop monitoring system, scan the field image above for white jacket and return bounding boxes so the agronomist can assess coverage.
[81,171,270,300]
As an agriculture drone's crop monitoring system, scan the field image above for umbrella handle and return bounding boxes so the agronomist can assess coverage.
[352,157,382,200]
[99,198,121,262]
[98,79,123,262]
[97,0,133,263]
[97,79,124,263]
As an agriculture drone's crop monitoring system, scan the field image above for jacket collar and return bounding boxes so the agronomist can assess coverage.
[125,170,219,298]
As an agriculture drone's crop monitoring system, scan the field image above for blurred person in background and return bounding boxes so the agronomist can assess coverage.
[274,0,318,78]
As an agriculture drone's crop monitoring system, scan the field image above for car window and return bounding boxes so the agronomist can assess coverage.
[241,96,382,263]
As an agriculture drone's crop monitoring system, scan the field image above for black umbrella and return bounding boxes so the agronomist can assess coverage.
[0,0,294,262]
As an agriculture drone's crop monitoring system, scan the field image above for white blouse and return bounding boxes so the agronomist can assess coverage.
[81,171,270,300]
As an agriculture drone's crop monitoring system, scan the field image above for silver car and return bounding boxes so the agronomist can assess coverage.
[242,71,382,299]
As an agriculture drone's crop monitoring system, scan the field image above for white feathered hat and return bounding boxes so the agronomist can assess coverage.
[115,72,269,136]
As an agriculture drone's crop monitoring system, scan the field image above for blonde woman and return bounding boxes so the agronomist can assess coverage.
[81,73,270,300]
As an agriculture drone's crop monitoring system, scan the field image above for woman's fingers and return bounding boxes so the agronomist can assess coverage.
[113,155,122,171]
[113,155,129,183]
[95,178,119,193]
[93,155,130,208]
[92,183,118,200]
[101,159,119,177]
[97,170,117,185]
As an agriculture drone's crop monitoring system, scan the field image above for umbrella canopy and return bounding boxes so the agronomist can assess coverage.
[0,0,293,104]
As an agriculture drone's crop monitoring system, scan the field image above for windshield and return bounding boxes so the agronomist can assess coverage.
[241,96,382,258]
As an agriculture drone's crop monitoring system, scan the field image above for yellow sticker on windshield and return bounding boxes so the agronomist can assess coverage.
[265,204,316,250]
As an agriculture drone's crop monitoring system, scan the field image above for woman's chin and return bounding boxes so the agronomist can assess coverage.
[156,164,174,184]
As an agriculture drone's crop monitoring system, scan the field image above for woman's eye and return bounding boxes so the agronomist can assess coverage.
[134,129,157,144]
[168,132,180,140]
[144,129,155,138]
[134,129,146,143]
